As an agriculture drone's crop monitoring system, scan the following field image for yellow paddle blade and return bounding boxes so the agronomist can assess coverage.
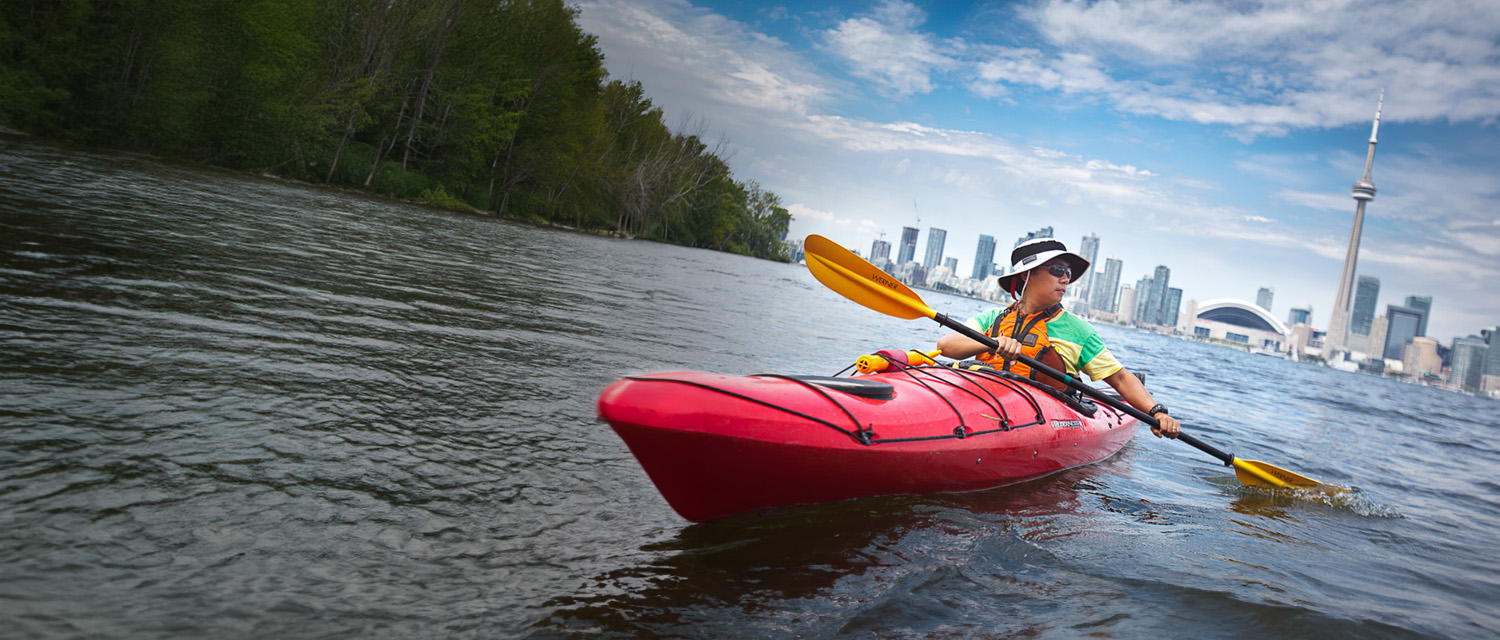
[804,234,936,320]
[1233,458,1341,492]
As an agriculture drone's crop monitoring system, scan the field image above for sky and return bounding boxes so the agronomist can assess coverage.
[574,0,1500,345]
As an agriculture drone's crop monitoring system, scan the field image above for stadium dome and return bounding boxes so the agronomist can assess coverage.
[1195,299,1289,336]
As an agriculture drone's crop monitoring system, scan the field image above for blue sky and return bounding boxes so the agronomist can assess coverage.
[575,0,1500,344]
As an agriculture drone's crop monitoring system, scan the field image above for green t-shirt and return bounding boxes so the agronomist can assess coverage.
[964,307,1124,381]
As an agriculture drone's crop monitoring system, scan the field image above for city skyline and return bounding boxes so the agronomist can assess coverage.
[874,226,1463,352]
[576,0,1500,344]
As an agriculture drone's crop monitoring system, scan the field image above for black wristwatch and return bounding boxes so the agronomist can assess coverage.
[1148,403,1168,417]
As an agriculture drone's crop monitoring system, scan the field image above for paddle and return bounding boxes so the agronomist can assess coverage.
[804,234,1339,492]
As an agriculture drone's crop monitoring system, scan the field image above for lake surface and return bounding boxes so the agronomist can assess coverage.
[2,135,1497,639]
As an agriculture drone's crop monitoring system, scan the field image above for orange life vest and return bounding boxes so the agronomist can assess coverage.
[976,303,1069,392]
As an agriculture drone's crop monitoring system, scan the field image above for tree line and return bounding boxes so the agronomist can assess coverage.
[0,0,792,261]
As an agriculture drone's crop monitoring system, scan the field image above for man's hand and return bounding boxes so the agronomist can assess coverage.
[1151,413,1180,439]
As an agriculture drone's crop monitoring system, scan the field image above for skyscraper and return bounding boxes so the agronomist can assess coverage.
[1325,92,1384,359]
[1077,233,1100,302]
[1404,295,1432,337]
[1134,275,1154,324]
[972,234,996,280]
[943,256,957,272]
[1288,306,1312,326]
[1090,256,1122,314]
[1145,266,1171,325]
[870,239,891,261]
[923,227,947,270]
[1256,287,1274,312]
[1383,305,1423,360]
[1482,327,1500,378]
[1451,336,1489,390]
[897,227,919,264]
[1164,287,1183,328]
[1350,274,1381,350]
[1014,227,1053,248]
[1118,286,1138,324]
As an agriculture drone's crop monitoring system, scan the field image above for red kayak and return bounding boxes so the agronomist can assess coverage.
[598,364,1139,521]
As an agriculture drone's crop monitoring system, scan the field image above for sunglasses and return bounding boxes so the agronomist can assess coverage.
[1042,263,1072,280]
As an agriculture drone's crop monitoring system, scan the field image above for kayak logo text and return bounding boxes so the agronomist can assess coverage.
[1050,419,1083,429]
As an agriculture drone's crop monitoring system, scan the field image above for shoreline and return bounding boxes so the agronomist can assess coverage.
[0,129,792,264]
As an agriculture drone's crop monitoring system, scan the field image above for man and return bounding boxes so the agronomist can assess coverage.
[936,238,1181,439]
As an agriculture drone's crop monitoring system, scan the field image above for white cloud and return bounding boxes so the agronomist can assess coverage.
[576,0,830,117]
[985,0,1500,133]
[969,48,1111,97]
[823,0,954,97]
[1274,189,1351,212]
[1444,228,1500,256]
[1244,215,1273,223]
[1084,159,1153,178]
[786,202,834,222]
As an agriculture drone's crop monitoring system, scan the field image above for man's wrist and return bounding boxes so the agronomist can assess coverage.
[1148,403,1168,417]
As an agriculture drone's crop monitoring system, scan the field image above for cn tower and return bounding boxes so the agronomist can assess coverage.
[1324,90,1384,360]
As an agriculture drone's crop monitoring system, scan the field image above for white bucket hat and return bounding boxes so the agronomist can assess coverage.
[996,238,1090,296]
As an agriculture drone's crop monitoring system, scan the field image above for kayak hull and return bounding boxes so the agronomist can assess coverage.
[598,367,1138,521]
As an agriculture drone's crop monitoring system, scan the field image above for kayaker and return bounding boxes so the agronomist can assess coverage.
[936,238,1182,439]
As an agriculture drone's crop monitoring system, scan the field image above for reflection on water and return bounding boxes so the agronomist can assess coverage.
[2,136,1497,638]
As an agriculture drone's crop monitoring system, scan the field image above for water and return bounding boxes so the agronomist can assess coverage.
[2,135,1497,638]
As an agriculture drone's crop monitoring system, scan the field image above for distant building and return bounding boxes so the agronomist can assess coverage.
[923,228,947,270]
[1366,315,1389,362]
[1288,306,1312,327]
[1323,93,1384,361]
[1403,337,1441,378]
[1349,274,1381,350]
[870,239,891,261]
[1181,299,1199,335]
[1404,295,1432,337]
[1482,326,1500,377]
[1451,336,1489,390]
[1118,286,1138,324]
[1133,276,1153,324]
[1144,266,1172,325]
[943,256,957,272]
[1090,256,1122,315]
[1077,233,1100,303]
[1290,323,1318,356]
[927,264,955,287]
[1190,299,1290,350]
[897,227,919,264]
[1014,227,1053,248]
[893,261,925,285]
[1382,305,1423,360]
[1164,287,1183,328]
[972,234,996,280]
[788,238,805,263]
[1256,287,1274,312]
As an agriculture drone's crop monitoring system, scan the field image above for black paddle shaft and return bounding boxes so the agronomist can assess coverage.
[935,313,1236,467]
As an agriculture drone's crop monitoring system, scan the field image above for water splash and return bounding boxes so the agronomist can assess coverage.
[1233,483,1402,518]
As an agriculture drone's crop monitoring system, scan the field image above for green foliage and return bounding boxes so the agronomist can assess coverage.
[368,160,432,199]
[419,185,477,213]
[0,0,795,262]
